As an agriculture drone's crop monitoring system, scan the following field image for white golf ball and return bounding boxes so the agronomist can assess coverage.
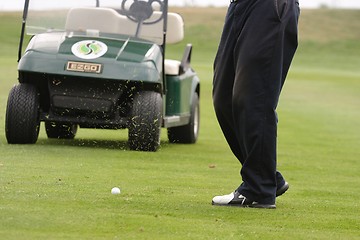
[111,187,121,195]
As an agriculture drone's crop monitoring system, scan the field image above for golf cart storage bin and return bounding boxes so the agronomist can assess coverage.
[48,77,123,118]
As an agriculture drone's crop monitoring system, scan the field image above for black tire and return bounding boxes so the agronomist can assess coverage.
[168,92,199,143]
[5,84,40,144]
[128,91,162,151]
[45,122,78,139]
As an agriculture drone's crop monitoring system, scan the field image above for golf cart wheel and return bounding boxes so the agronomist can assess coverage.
[128,91,162,152]
[168,93,199,144]
[5,83,40,144]
[45,122,78,139]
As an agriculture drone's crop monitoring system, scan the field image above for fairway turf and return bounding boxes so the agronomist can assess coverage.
[1,9,360,239]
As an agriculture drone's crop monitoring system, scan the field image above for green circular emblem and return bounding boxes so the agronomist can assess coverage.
[71,40,108,59]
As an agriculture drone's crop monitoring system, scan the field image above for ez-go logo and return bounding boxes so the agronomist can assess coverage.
[66,61,102,74]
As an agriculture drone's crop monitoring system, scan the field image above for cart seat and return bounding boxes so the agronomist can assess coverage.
[165,59,181,75]
[65,7,184,44]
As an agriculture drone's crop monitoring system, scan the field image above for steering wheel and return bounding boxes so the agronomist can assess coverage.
[121,0,164,25]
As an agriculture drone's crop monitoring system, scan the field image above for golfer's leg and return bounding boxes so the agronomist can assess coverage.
[233,0,299,203]
[213,3,245,163]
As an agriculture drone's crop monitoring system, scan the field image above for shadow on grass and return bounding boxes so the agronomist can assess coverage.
[36,138,171,151]
[37,138,128,150]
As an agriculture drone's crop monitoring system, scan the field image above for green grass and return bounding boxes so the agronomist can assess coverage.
[1,8,360,239]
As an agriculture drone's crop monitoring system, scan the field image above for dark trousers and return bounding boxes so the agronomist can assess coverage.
[213,0,300,204]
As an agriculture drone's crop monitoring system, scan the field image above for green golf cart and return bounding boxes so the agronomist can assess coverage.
[5,0,200,151]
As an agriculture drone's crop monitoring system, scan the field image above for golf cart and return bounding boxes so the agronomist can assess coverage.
[5,0,200,151]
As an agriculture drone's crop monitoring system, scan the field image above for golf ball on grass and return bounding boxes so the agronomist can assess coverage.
[111,187,121,195]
